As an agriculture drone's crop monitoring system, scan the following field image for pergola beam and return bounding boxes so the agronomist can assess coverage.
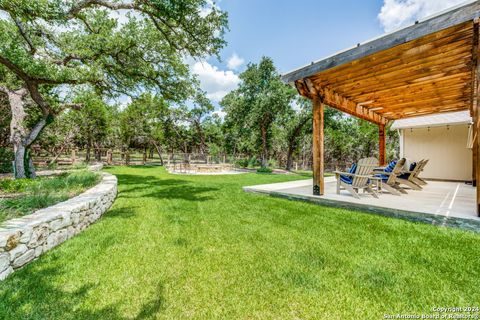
[282,1,480,84]
[295,80,388,125]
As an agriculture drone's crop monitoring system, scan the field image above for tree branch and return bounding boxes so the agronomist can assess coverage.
[0,55,31,82]
[25,82,49,113]
[11,16,36,55]
[68,0,136,18]
[58,103,83,112]
[23,115,48,146]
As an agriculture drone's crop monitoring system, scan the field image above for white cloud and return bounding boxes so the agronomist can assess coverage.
[191,61,240,102]
[378,0,467,32]
[227,53,245,70]
[212,110,226,119]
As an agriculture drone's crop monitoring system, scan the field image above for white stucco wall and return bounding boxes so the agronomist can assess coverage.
[400,124,472,181]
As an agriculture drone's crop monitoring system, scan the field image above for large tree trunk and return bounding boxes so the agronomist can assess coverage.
[8,88,47,179]
[85,144,91,162]
[286,144,295,171]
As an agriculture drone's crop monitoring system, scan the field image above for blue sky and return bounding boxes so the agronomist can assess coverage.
[214,0,385,74]
[193,0,468,109]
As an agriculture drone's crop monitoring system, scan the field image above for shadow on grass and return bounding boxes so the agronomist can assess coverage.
[0,256,165,320]
[141,185,218,202]
[103,206,139,220]
[114,174,218,202]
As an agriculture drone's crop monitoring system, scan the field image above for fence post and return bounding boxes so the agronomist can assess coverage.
[106,149,112,165]
[142,150,147,165]
[125,150,130,165]
[71,149,76,164]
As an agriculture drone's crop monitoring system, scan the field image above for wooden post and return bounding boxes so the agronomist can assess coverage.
[473,119,478,187]
[71,149,76,164]
[106,149,113,165]
[379,124,386,166]
[312,97,324,195]
[476,104,480,216]
[475,21,480,216]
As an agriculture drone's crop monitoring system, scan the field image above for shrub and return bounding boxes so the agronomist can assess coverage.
[0,178,35,193]
[257,166,273,174]
[247,157,259,168]
[236,158,249,168]
[268,159,278,168]
[0,147,13,173]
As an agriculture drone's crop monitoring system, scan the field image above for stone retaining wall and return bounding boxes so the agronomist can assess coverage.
[0,172,117,281]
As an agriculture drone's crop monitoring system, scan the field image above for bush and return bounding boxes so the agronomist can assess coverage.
[0,147,13,173]
[235,158,249,168]
[0,178,35,193]
[247,157,259,168]
[268,159,278,168]
[257,166,273,174]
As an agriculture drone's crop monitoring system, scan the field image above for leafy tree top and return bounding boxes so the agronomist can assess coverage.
[0,0,228,109]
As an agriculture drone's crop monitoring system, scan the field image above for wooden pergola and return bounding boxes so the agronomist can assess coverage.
[281,1,480,215]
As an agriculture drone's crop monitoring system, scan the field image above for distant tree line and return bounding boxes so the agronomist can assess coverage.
[1,56,398,174]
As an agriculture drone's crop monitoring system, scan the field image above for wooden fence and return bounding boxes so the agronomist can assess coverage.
[31,148,350,172]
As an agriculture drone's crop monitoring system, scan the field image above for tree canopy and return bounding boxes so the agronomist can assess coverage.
[0,0,228,177]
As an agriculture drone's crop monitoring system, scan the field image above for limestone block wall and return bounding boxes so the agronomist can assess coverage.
[0,172,117,281]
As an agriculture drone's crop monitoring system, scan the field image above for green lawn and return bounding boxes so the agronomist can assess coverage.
[0,166,479,319]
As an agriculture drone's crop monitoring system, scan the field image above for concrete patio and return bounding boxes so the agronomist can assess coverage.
[244,177,480,232]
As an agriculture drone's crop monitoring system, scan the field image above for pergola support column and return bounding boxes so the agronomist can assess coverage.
[473,114,478,187]
[312,96,324,196]
[475,21,480,216]
[476,106,480,216]
[379,124,386,166]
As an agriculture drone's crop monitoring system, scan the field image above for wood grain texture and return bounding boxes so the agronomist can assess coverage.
[312,97,324,195]
[293,21,475,121]
[282,1,480,83]
[379,124,386,166]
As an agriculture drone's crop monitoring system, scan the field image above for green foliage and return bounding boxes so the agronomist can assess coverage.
[0,147,13,173]
[0,170,101,222]
[248,157,259,168]
[221,57,296,164]
[0,177,34,193]
[235,158,249,168]
[256,166,273,174]
[0,0,228,176]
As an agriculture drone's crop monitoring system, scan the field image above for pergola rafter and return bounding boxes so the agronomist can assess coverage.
[282,0,480,215]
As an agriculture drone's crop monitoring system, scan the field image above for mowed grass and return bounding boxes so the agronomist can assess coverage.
[0,166,479,319]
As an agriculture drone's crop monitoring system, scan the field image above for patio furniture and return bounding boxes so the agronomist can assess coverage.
[334,157,379,199]
[411,159,429,186]
[373,158,407,196]
[396,159,428,190]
